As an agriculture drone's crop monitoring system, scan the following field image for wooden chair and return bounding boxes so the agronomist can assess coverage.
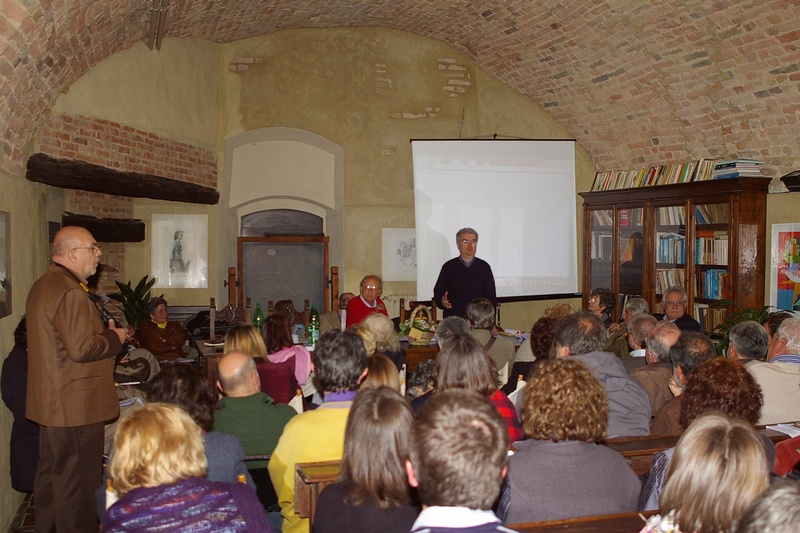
[268,299,310,326]
[209,296,251,339]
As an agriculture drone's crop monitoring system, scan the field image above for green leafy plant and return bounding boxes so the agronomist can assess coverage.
[710,300,772,355]
[108,275,159,328]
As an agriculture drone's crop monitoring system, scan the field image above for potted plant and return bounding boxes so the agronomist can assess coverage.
[108,275,159,329]
[710,300,772,355]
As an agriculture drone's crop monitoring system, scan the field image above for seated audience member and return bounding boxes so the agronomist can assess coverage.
[135,296,195,361]
[147,363,254,489]
[498,359,639,524]
[362,312,408,371]
[630,321,681,415]
[587,287,615,328]
[653,286,702,332]
[502,316,557,396]
[726,320,768,366]
[314,387,419,533]
[434,316,470,348]
[553,312,651,437]
[639,413,769,533]
[467,298,515,388]
[274,299,305,332]
[1,316,38,492]
[747,316,800,424]
[436,333,522,443]
[606,297,650,359]
[102,403,269,531]
[406,389,513,533]
[760,310,793,360]
[736,481,800,533]
[622,313,658,374]
[361,353,401,392]
[639,357,766,511]
[345,275,389,328]
[320,292,355,334]
[260,316,314,403]
[349,323,377,356]
[650,331,717,435]
[406,359,435,402]
[268,330,368,533]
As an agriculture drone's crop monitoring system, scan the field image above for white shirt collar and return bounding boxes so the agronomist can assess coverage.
[359,295,378,309]
[411,506,501,531]
[630,348,646,358]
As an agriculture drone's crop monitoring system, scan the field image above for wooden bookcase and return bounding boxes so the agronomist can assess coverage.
[579,177,770,331]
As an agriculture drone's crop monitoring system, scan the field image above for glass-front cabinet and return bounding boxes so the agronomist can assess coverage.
[580,178,769,332]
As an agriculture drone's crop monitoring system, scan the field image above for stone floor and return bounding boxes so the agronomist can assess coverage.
[6,493,34,533]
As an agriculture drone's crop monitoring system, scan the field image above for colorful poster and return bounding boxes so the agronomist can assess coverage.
[770,224,800,311]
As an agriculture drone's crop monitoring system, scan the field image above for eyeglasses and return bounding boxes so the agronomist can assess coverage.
[459,239,478,245]
[589,296,598,302]
[362,285,380,291]
[664,300,686,307]
[72,245,101,253]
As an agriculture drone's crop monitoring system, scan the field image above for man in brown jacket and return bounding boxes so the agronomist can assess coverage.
[26,226,128,532]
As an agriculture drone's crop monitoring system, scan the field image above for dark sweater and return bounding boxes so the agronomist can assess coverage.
[433,257,496,319]
[314,480,419,533]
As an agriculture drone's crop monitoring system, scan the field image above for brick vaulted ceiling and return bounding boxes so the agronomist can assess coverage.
[2,0,799,177]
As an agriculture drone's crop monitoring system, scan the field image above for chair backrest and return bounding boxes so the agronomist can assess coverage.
[399,299,438,324]
[209,297,251,339]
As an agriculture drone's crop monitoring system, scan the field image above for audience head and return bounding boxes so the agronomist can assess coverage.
[455,228,479,262]
[623,297,650,323]
[274,299,297,324]
[628,313,658,350]
[146,363,215,432]
[553,312,606,356]
[361,354,401,392]
[216,350,260,397]
[146,296,169,324]
[542,302,575,320]
[109,403,207,497]
[314,330,368,393]
[669,331,717,389]
[224,323,268,357]
[679,358,763,429]
[358,275,383,306]
[521,358,607,442]
[646,321,681,364]
[406,359,435,400]
[529,316,557,359]
[772,317,800,359]
[587,288,614,318]
[660,413,769,533]
[348,324,376,356]
[435,333,496,396]
[340,386,413,509]
[727,320,769,362]
[13,315,26,349]
[408,389,508,510]
[435,316,470,348]
[362,313,401,354]
[338,292,355,311]
[260,313,293,354]
[736,481,800,533]
[465,298,496,330]
[762,311,793,360]
[662,286,688,321]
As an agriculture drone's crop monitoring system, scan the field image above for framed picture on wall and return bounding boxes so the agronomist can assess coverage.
[0,211,9,318]
[770,223,800,311]
[151,214,208,289]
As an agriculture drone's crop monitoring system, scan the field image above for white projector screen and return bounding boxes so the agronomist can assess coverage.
[412,139,579,302]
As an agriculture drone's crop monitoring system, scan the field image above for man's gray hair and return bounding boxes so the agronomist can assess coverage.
[553,312,606,355]
[662,286,687,302]
[360,274,383,290]
[625,297,649,316]
[218,354,258,393]
[436,316,470,348]
[628,314,658,347]
[736,481,800,533]
[465,298,495,329]
[775,317,800,355]
[456,228,478,241]
[729,320,769,360]
[647,321,681,363]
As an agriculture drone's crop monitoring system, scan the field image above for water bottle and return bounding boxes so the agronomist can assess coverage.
[252,303,264,329]
[307,303,320,345]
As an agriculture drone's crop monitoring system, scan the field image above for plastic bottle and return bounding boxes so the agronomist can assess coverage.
[307,303,320,345]
[252,303,264,329]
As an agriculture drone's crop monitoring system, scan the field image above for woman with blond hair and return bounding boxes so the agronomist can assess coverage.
[361,353,401,392]
[498,358,639,523]
[102,403,268,531]
[640,413,770,533]
[362,313,408,371]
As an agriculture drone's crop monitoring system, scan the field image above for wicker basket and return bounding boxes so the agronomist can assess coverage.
[407,305,435,346]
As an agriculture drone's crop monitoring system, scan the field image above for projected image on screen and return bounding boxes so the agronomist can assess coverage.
[412,140,578,301]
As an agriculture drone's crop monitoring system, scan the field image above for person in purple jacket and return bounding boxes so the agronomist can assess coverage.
[406,389,516,533]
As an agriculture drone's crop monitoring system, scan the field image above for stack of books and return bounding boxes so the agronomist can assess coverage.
[591,158,768,191]
[711,159,765,180]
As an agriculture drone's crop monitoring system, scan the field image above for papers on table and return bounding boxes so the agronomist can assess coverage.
[766,423,800,438]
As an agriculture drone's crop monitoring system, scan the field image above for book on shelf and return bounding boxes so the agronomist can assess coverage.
[655,268,686,295]
[712,159,765,180]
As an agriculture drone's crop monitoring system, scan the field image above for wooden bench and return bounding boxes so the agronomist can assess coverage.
[294,461,340,528]
[511,511,657,532]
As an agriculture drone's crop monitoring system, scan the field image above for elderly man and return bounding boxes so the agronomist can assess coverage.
[553,312,651,437]
[606,297,649,358]
[630,321,681,415]
[319,291,354,334]
[345,275,388,328]
[467,298,514,386]
[26,226,128,531]
[747,317,800,424]
[761,311,793,360]
[726,320,769,366]
[433,227,497,319]
[653,286,702,332]
[621,313,658,373]
[435,316,470,348]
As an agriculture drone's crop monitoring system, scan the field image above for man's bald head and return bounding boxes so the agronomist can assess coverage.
[51,226,102,282]
[646,321,681,364]
[217,350,260,397]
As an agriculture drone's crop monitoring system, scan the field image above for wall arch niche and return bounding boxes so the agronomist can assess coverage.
[220,127,344,306]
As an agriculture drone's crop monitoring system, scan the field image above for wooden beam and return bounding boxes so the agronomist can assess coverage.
[26,153,219,205]
[62,212,145,243]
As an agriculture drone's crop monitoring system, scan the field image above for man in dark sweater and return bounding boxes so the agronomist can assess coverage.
[433,228,497,319]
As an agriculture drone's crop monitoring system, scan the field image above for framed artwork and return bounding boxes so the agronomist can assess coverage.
[770,223,800,311]
[151,214,208,289]
[0,211,9,318]
[382,228,416,282]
